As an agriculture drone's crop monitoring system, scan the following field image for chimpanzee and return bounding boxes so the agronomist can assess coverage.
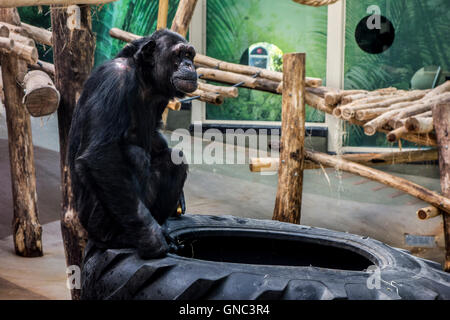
[68,29,197,258]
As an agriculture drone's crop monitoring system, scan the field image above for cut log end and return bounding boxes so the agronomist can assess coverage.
[417,206,440,220]
[363,125,377,136]
[22,70,60,117]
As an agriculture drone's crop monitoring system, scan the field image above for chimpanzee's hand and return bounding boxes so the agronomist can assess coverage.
[162,228,184,253]
[137,223,169,259]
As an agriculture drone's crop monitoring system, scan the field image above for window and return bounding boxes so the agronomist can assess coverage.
[205,0,328,123]
[343,0,450,147]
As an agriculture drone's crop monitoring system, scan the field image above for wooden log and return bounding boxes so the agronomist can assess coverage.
[306,86,330,98]
[158,0,170,127]
[0,0,117,8]
[0,8,42,257]
[425,80,450,98]
[417,206,440,220]
[186,89,224,105]
[0,36,14,51]
[170,0,198,37]
[304,92,334,114]
[324,89,367,106]
[405,116,434,133]
[306,150,450,214]
[363,92,450,136]
[197,67,258,88]
[11,41,38,64]
[432,97,450,271]
[272,53,305,224]
[157,0,169,30]
[0,22,51,47]
[341,94,401,119]
[29,59,55,77]
[0,24,9,37]
[342,91,426,120]
[9,32,34,46]
[0,36,38,64]
[51,3,93,299]
[109,27,140,42]
[166,99,181,111]
[386,126,408,142]
[197,82,238,98]
[250,149,438,172]
[22,70,60,117]
[20,22,52,46]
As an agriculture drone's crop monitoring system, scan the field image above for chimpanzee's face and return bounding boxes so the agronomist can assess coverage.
[168,42,197,94]
[134,30,198,97]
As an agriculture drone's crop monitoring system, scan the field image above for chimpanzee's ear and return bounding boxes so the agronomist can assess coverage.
[134,39,156,64]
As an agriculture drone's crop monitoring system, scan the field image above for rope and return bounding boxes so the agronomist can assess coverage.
[292,0,340,7]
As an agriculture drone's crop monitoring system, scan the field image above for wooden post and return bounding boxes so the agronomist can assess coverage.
[157,0,169,30]
[158,0,170,127]
[0,8,42,257]
[51,4,94,299]
[170,0,198,37]
[272,53,306,224]
[432,98,450,272]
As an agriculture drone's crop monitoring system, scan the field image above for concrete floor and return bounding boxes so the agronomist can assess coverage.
[0,113,445,299]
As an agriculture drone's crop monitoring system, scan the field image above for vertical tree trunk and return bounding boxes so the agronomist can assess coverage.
[159,0,170,127]
[170,0,198,37]
[272,53,306,224]
[432,98,450,272]
[51,4,94,299]
[0,8,42,257]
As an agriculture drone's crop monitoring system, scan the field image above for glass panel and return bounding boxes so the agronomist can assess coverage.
[205,0,328,122]
[344,0,450,147]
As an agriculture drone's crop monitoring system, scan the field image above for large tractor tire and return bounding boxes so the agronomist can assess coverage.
[81,214,450,300]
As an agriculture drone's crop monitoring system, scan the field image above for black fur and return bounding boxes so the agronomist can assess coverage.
[68,29,196,258]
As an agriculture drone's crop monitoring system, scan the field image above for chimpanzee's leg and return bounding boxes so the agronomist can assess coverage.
[123,144,187,225]
[75,144,170,259]
[149,149,188,224]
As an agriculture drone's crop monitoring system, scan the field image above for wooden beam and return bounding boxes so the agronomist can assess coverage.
[0,36,38,64]
[197,82,238,98]
[250,149,439,172]
[22,70,60,117]
[157,0,169,30]
[272,53,306,224]
[306,150,450,215]
[29,59,55,77]
[170,0,198,37]
[0,0,117,8]
[186,89,224,105]
[432,97,450,272]
[21,22,52,46]
[0,8,42,257]
[51,3,93,299]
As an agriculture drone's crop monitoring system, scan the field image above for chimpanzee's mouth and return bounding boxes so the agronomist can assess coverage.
[172,76,198,93]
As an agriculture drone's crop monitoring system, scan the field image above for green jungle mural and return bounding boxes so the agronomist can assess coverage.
[205,0,328,122]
